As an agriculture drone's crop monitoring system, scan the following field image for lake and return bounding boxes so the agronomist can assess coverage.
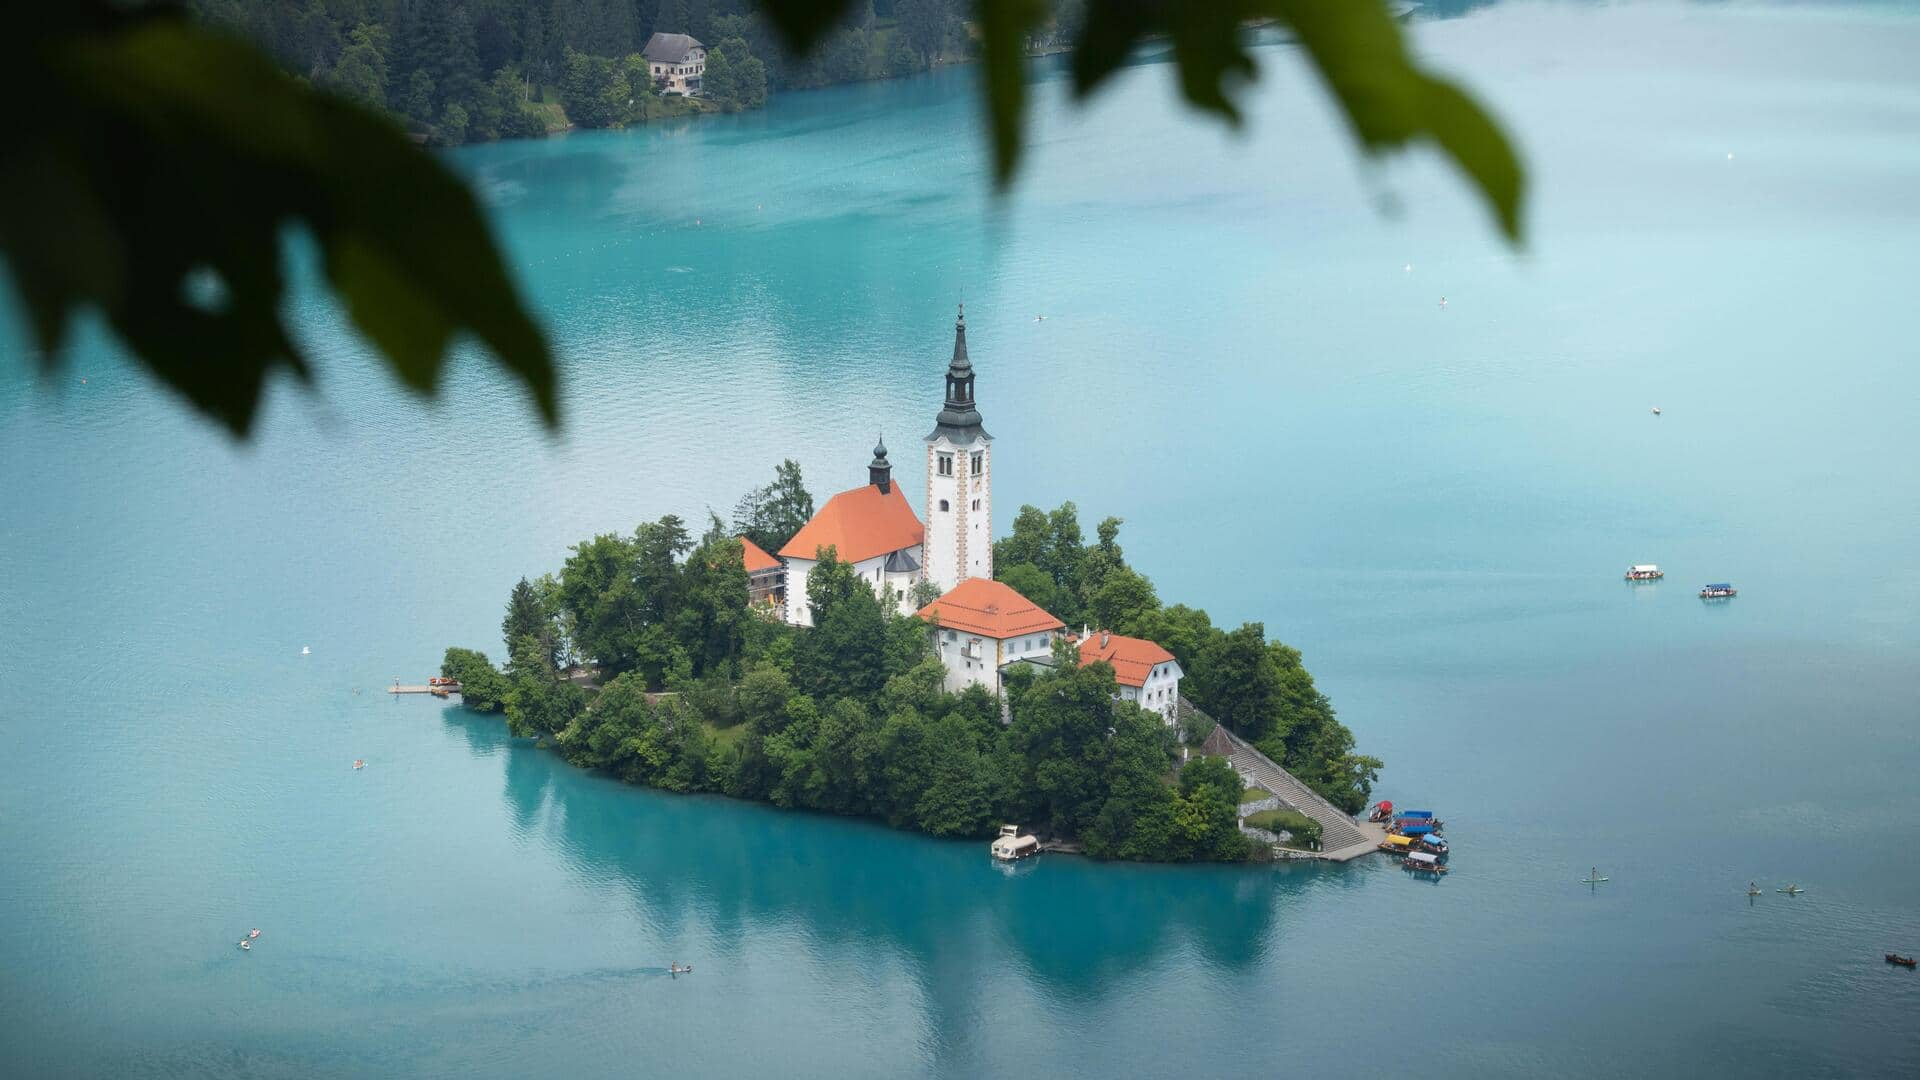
[3,2,1918,1075]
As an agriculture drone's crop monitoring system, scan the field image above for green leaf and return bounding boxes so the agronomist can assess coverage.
[1064,0,1525,241]
[756,0,863,58]
[978,0,1048,187]
[1409,76,1524,243]
[1274,0,1525,241]
[2,9,554,436]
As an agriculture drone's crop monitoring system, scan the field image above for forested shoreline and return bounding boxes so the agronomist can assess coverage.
[442,462,1380,863]
[191,1,1085,146]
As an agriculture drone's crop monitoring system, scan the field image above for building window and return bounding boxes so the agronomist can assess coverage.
[970,452,983,473]
[971,499,980,511]
[938,499,949,512]
[937,453,954,476]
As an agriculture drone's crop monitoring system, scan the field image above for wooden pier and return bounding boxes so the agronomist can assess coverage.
[388,681,461,695]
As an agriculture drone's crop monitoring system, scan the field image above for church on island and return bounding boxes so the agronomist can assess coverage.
[756,306,1184,723]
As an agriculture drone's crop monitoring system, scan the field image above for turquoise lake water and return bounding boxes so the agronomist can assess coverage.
[4,2,1920,1075]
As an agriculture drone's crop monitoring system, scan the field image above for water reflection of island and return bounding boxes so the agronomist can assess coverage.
[443,706,1369,1016]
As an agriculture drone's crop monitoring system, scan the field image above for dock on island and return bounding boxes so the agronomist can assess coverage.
[1196,717,1388,863]
[388,680,461,695]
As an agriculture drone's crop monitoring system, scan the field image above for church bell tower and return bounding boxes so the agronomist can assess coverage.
[925,304,992,592]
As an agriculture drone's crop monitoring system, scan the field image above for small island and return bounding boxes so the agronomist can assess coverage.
[443,309,1380,863]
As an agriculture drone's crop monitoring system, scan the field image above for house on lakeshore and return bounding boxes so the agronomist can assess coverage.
[644,33,706,96]
[739,536,785,609]
[915,577,1065,695]
[1073,628,1184,723]
[778,440,925,626]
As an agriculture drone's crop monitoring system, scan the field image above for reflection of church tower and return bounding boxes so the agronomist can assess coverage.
[925,304,992,592]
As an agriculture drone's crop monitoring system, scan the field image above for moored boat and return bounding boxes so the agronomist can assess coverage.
[1699,583,1738,599]
[990,824,1040,861]
[1625,564,1664,581]
[1403,851,1448,874]
[1394,810,1443,830]
[1379,834,1416,855]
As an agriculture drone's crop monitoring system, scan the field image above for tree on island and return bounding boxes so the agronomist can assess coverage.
[793,548,895,703]
[441,647,510,712]
[732,459,816,555]
[502,576,558,667]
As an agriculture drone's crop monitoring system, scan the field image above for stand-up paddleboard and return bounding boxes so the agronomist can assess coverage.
[1581,867,1609,884]
[1778,886,1804,895]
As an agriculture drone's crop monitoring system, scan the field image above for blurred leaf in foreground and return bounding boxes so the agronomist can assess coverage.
[2,3,553,437]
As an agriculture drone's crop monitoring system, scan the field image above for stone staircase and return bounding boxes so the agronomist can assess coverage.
[1191,706,1380,861]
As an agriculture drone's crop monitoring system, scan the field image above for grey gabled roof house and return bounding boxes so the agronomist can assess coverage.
[642,33,703,64]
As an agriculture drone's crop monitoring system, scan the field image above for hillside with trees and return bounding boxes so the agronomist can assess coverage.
[186,0,1069,145]
[440,462,1378,862]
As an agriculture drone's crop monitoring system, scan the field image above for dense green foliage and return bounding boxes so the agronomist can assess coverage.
[994,501,1381,813]
[438,468,1305,861]
[441,646,510,710]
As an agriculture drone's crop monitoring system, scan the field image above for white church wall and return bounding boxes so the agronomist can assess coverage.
[784,549,924,626]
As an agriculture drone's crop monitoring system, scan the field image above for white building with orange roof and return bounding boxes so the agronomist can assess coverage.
[1074,628,1184,723]
[778,439,925,626]
[916,578,1065,694]
[738,536,785,610]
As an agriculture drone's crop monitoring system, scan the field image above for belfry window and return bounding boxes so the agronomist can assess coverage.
[937,453,953,476]
[970,452,983,473]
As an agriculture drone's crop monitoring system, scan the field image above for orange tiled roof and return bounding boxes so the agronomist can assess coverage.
[778,483,924,565]
[916,578,1064,639]
[1076,631,1177,688]
[738,536,782,574]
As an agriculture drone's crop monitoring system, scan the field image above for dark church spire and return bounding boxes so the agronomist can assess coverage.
[926,303,992,443]
[869,434,892,494]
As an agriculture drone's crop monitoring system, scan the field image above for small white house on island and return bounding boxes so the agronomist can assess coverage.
[916,578,1065,695]
[738,536,785,610]
[1075,629,1183,724]
[643,32,706,96]
[778,440,925,627]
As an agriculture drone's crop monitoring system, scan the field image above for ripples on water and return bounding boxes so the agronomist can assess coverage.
[3,2,1920,1076]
